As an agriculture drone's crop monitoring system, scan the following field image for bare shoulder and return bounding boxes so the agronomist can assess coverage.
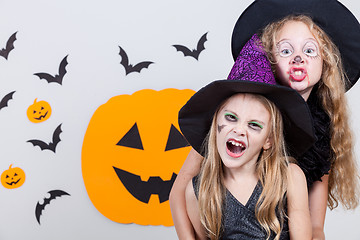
[287,163,308,201]
[288,163,306,183]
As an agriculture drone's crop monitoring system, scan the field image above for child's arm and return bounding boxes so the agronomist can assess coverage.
[185,177,207,240]
[308,175,328,240]
[287,163,312,240]
[169,148,203,239]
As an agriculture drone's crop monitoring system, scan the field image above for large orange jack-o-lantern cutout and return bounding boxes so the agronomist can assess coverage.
[1,164,26,189]
[27,98,52,123]
[82,89,194,226]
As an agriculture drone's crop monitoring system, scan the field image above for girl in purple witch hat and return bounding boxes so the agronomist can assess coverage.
[173,35,314,240]
[171,1,360,239]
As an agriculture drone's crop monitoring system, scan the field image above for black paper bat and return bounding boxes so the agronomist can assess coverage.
[172,32,208,60]
[35,189,70,225]
[119,46,153,75]
[0,32,17,60]
[0,91,15,111]
[34,55,68,85]
[27,124,62,153]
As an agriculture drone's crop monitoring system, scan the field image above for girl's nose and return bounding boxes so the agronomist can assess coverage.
[233,125,246,136]
[292,55,304,64]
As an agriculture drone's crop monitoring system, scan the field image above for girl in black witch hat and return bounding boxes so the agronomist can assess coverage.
[177,35,313,239]
[170,1,360,239]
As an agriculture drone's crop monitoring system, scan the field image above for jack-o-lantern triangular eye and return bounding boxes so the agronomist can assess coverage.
[116,123,144,150]
[165,124,189,151]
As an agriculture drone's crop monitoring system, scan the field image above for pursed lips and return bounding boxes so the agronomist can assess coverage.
[289,67,307,82]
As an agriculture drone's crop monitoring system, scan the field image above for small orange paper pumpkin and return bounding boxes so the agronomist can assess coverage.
[27,98,52,123]
[82,88,194,226]
[1,164,26,189]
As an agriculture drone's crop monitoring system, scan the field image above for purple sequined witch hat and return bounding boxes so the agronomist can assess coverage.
[179,34,315,157]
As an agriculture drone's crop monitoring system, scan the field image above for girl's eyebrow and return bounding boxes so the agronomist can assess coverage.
[277,38,318,45]
[276,39,291,44]
[304,39,319,46]
[275,40,293,49]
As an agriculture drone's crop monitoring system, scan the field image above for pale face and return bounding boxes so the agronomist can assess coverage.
[216,94,272,174]
[273,21,323,100]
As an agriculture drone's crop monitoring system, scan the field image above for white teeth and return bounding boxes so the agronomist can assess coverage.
[229,140,244,148]
[294,71,302,76]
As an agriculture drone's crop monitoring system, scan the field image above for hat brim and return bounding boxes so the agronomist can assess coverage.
[231,0,360,91]
[179,80,315,157]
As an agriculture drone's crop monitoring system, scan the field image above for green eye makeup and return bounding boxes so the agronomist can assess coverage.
[225,112,238,121]
[249,121,263,129]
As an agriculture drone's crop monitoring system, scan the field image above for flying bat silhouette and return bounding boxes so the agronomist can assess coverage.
[34,55,68,85]
[0,91,15,111]
[35,189,70,225]
[119,46,153,75]
[27,124,62,153]
[0,32,17,60]
[172,32,208,60]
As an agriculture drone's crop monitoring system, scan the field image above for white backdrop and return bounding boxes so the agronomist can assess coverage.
[0,0,359,239]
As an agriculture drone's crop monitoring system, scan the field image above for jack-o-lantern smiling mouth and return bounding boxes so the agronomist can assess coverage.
[34,111,48,120]
[6,178,21,186]
[113,167,176,204]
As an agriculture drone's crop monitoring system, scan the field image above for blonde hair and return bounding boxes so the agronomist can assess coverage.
[261,15,360,210]
[197,94,289,240]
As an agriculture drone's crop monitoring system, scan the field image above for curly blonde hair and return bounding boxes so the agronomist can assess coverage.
[197,94,289,240]
[261,15,359,210]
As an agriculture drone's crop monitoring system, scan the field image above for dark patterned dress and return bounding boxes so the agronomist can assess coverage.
[297,88,332,188]
[192,176,290,239]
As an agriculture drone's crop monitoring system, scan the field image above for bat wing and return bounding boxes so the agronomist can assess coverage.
[196,32,208,53]
[0,32,17,60]
[27,139,50,151]
[193,32,208,60]
[131,61,154,74]
[172,44,195,58]
[119,46,130,71]
[49,124,62,152]
[0,91,15,110]
[35,189,70,225]
[48,189,70,198]
[34,72,56,83]
[55,55,68,85]
[35,201,45,224]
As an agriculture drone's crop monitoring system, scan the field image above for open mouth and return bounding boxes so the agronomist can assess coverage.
[226,139,246,158]
[289,67,307,82]
[113,167,176,204]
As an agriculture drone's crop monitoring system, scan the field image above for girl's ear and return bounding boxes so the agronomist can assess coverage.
[263,136,272,150]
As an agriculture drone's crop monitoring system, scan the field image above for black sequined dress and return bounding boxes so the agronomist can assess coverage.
[192,177,290,239]
[297,89,332,188]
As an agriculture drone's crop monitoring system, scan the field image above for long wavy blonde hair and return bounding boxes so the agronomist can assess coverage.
[261,15,360,210]
[197,94,289,240]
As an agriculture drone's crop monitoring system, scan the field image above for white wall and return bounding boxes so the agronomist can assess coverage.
[0,0,359,239]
